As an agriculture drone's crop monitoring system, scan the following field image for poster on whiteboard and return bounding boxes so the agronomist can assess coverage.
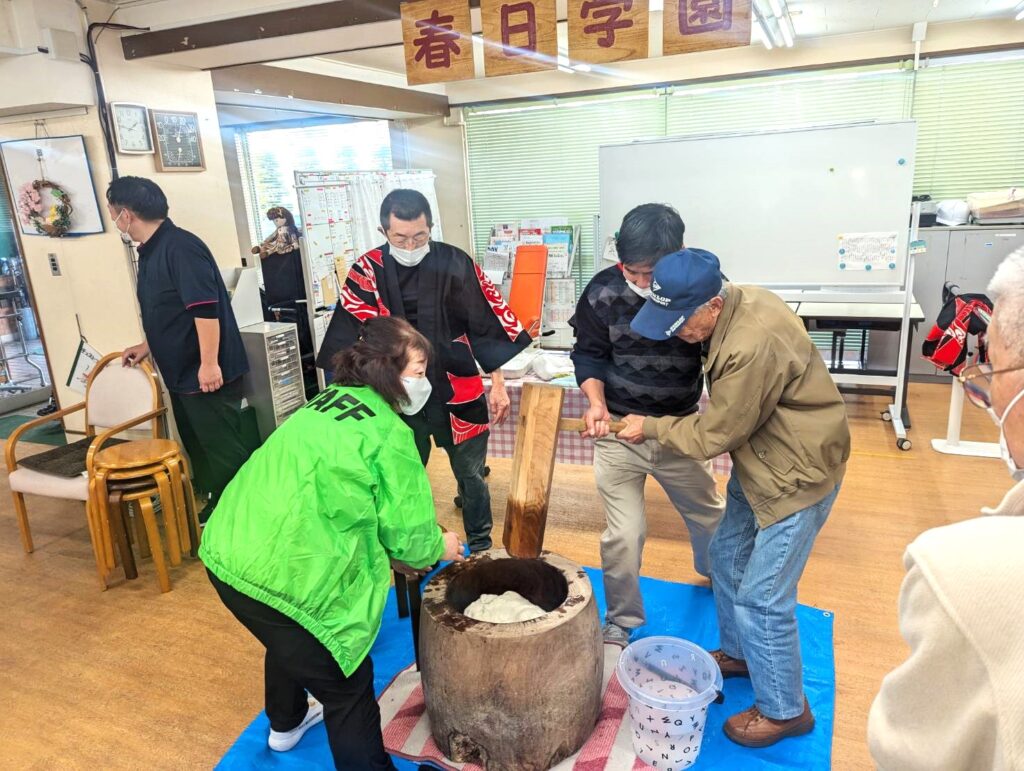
[0,135,105,236]
[837,232,899,272]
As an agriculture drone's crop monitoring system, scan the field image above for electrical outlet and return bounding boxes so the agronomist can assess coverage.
[48,253,61,276]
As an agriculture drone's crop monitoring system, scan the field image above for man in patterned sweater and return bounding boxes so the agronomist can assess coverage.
[571,204,725,645]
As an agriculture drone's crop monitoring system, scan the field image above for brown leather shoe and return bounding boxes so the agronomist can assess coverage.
[709,649,750,678]
[723,699,815,748]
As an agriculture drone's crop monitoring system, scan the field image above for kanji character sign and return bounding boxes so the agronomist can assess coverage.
[401,0,475,85]
[568,0,649,64]
[481,0,557,76]
[663,0,751,55]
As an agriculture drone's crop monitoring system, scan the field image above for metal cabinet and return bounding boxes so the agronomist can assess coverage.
[240,321,305,442]
[884,226,1021,381]
[946,229,1022,293]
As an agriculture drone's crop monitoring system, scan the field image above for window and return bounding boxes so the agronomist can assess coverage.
[466,93,664,288]
[912,53,1024,200]
[465,64,915,289]
[466,54,1024,268]
[235,120,393,245]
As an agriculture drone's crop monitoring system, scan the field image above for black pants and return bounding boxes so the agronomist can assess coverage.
[169,378,256,520]
[408,420,492,553]
[208,571,396,771]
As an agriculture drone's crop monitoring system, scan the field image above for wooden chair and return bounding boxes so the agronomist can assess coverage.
[5,352,164,589]
[89,439,201,593]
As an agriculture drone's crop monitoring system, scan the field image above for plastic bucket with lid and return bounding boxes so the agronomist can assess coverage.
[617,636,723,770]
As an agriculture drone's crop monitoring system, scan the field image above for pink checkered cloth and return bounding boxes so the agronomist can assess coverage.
[379,643,657,770]
[485,378,732,476]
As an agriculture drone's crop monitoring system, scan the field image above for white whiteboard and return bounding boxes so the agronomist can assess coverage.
[599,121,917,288]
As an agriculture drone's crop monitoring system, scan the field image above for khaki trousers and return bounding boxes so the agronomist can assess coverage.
[594,433,725,628]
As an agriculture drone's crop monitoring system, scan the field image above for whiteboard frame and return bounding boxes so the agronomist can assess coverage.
[598,121,918,296]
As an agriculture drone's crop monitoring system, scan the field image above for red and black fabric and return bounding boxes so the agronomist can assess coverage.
[921,284,993,375]
[316,242,531,446]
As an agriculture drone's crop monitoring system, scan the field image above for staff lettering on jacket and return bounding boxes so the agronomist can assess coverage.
[304,389,377,422]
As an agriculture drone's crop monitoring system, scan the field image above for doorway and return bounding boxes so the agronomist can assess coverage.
[0,172,53,415]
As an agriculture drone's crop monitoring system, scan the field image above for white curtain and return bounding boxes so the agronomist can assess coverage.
[340,170,443,258]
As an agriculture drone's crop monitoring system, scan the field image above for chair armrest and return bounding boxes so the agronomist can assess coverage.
[85,408,168,475]
[4,402,86,472]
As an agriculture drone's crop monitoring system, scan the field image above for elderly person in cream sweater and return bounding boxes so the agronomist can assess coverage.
[868,248,1024,770]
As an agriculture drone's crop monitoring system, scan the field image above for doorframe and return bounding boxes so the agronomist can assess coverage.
[0,156,60,416]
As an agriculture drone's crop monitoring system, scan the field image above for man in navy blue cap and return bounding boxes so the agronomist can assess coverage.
[619,250,851,748]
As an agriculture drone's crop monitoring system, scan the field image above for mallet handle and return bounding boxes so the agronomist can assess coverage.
[557,418,627,433]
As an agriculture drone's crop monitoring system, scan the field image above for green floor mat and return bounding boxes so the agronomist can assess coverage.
[0,414,68,447]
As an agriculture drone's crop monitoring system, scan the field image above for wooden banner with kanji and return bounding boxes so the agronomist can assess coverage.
[481,0,558,77]
[568,0,649,64]
[401,0,476,85]
[663,0,751,56]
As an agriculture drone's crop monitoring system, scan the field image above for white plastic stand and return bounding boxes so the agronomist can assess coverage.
[931,378,1001,458]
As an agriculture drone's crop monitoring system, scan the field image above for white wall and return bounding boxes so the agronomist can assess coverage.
[0,0,243,427]
[394,117,472,255]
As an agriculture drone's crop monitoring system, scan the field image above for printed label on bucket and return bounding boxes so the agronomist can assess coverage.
[618,638,722,771]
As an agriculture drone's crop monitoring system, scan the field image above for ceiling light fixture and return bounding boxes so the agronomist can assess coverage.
[760,0,796,48]
[752,4,774,49]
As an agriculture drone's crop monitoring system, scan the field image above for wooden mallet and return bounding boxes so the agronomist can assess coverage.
[502,383,625,558]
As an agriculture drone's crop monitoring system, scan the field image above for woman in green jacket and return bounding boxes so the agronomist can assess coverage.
[200,316,464,770]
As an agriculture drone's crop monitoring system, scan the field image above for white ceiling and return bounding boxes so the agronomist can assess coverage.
[789,0,1021,36]
[311,0,1022,78]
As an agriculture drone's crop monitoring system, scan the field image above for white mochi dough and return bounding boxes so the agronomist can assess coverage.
[463,590,547,623]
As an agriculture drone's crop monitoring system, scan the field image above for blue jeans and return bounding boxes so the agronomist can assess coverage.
[710,474,840,720]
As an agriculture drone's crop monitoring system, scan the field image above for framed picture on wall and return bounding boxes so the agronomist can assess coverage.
[109,102,154,154]
[0,135,105,236]
[149,110,206,172]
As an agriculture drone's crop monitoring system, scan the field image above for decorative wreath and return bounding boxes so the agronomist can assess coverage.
[16,179,73,237]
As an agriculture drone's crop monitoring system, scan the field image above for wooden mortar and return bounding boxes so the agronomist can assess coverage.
[420,549,603,771]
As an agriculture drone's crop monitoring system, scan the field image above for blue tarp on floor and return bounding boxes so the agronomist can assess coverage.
[217,567,835,770]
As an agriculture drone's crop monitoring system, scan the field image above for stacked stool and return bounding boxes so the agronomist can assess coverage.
[88,438,202,593]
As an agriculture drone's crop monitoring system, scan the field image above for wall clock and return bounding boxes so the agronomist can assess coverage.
[109,102,154,155]
[150,109,206,172]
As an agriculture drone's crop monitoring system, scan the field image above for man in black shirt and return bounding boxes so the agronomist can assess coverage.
[109,176,256,521]
[571,203,725,645]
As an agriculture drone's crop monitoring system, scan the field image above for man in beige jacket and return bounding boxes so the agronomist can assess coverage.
[868,248,1024,770]
[619,248,851,747]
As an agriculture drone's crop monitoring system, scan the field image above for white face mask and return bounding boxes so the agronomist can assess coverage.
[114,209,133,245]
[400,375,432,415]
[389,241,430,267]
[987,387,1024,482]
[625,279,653,299]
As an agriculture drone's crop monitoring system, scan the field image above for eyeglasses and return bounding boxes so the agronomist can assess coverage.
[959,362,1024,410]
[388,233,430,249]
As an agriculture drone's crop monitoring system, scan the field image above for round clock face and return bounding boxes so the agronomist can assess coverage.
[115,106,151,152]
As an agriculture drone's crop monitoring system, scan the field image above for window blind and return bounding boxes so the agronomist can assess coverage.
[666,66,913,136]
[234,120,393,246]
[465,93,666,287]
[912,55,1024,200]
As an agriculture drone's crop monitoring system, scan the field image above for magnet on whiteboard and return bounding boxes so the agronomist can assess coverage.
[898,158,907,165]
[889,262,896,269]
[866,264,873,271]
[839,248,846,255]
[839,263,847,270]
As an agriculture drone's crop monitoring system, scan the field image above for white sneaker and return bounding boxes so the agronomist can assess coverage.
[268,699,325,752]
